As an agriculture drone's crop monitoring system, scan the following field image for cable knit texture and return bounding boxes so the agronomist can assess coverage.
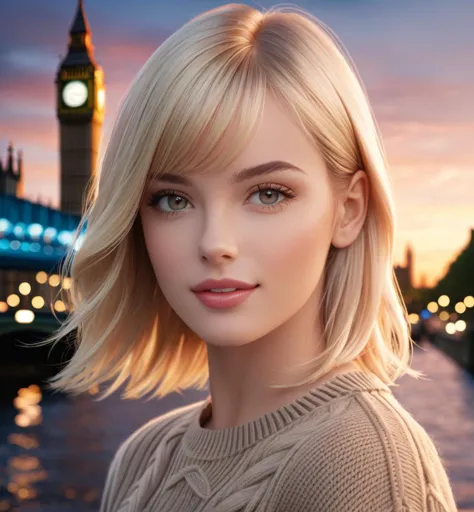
[99,371,457,511]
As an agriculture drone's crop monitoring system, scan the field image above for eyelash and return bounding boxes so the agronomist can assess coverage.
[146,183,297,218]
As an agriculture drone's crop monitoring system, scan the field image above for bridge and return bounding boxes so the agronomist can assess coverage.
[0,195,83,327]
[0,195,82,272]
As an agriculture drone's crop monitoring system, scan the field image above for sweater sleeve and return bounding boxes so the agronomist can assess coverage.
[98,415,172,512]
[268,395,457,512]
[99,402,204,511]
[99,440,129,512]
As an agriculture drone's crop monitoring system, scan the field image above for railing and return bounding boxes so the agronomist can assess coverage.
[430,327,474,372]
[0,194,83,271]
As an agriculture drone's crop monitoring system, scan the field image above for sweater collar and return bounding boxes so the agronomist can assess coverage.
[181,370,391,460]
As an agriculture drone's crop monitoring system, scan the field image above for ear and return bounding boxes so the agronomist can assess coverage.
[331,170,369,249]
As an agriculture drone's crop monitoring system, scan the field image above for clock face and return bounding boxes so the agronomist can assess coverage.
[62,81,88,108]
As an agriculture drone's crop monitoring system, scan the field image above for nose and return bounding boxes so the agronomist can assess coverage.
[198,212,239,265]
[200,247,237,264]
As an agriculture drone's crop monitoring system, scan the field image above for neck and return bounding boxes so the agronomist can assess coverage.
[202,361,360,430]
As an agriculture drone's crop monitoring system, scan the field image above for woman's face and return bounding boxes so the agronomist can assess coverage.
[139,93,338,347]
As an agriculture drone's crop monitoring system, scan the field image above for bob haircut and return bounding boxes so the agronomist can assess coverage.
[38,3,422,401]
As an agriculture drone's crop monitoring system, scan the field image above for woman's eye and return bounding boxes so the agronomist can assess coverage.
[250,189,281,205]
[147,192,189,213]
[147,185,296,216]
[161,195,189,212]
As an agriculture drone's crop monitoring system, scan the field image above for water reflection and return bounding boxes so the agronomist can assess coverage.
[1,382,107,510]
[13,385,43,427]
[4,386,45,508]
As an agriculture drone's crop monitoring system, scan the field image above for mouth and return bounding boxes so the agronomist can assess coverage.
[202,285,260,293]
[192,285,259,309]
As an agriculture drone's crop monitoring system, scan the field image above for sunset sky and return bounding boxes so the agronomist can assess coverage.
[1,0,473,288]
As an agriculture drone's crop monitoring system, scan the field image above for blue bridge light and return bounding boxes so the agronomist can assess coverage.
[28,223,44,239]
[420,309,431,319]
[0,218,12,234]
[0,195,82,270]
[58,230,73,245]
[13,222,27,238]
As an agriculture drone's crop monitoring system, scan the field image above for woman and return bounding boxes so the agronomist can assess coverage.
[41,4,457,511]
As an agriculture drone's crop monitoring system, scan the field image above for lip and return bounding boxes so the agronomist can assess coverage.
[193,287,259,309]
[191,278,258,292]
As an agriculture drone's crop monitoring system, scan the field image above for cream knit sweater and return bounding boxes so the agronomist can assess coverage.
[100,371,457,511]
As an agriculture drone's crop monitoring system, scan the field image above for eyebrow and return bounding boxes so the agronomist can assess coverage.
[152,160,306,186]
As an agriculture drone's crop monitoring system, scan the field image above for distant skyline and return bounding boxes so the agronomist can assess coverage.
[1,0,473,287]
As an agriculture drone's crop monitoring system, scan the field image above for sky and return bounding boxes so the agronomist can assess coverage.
[1,0,473,288]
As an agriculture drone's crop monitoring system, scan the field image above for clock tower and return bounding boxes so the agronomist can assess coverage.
[56,0,105,215]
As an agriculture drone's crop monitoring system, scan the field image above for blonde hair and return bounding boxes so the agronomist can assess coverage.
[38,3,423,401]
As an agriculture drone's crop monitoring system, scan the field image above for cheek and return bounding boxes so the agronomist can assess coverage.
[140,219,183,284]
[256,203,334,281]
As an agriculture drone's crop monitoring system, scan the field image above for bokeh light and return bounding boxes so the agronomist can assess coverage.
[445,322,456,335]
[438,295,450,307]
[48,274,61,287]
[18,282,31,295]
[31,296,45,309]
[15,310,35,324]
[7,294,20,307]
[36,271,48,284]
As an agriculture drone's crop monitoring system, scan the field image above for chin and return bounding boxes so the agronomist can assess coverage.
[177,308,275,346]
[190,325,268,348]
[204,337,256,348]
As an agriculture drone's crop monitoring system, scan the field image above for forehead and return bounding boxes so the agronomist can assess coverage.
[234,93,325,168]
[151,93,326,185]
[154,160,307,186]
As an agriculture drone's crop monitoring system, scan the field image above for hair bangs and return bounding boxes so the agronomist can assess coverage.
[147,51,266,183]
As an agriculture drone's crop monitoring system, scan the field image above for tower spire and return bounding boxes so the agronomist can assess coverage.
[60,0,96,67]
[70,0,90,35]
[7,142,14,174]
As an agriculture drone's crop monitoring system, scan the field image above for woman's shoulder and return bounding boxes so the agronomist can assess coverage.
[268,387,457,511]
[115,399,205,459]
[99,399,205,512]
